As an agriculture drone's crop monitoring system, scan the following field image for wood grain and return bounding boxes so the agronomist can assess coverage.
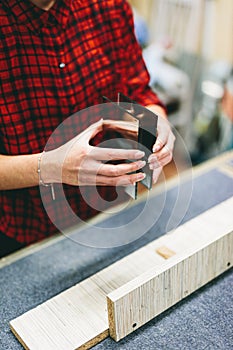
[9,243,164,349]
[10,197,233,349]
[107,199,233,341]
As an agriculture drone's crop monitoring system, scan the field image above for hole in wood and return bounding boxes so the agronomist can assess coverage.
[132,323,137,328]
[227,262,231,267]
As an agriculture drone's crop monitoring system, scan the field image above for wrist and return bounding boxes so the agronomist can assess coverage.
[37,152,55,200]
[39,150,61,184]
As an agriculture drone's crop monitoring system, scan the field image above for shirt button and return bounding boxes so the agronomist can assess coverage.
[59,62,66,68]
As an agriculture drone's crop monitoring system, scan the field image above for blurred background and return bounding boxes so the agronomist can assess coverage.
[128,0,233,166]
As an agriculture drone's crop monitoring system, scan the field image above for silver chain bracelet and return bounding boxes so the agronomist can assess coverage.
[37,152,55,200]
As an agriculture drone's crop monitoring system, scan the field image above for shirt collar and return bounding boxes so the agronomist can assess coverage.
[7,0,73,33]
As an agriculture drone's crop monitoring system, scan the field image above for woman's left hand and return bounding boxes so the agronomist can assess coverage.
[146,105,176,183]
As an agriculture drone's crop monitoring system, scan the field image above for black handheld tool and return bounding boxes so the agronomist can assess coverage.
[102,93,158,199]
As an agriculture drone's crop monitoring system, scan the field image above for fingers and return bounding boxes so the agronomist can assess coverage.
[81,160,146,177]
[152,112,175,153]
[78,171,146,186]
[149,153,172,171]
[148,131,175,184]
[153,121,170,152]
[88,147,145,161]
[103,120,137,133]
[152,166,163,184]
[148,126,175,166]
[149,132,175,167]
[76,155,146,186]
[103,120,138,141]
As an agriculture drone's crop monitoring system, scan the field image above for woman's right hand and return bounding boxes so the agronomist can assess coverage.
[42,119,146,187]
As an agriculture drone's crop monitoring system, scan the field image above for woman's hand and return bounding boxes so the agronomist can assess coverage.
[146,105,176,183]
[42,119,146,187]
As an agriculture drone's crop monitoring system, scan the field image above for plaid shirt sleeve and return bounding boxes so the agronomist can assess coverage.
[0,0,164,246]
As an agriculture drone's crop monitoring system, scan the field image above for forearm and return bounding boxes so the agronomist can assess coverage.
[0,153,40,190]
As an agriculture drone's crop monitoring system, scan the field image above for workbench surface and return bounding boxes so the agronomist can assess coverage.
[0,152,233,350]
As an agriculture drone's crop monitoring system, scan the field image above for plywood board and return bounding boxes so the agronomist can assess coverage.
[107,197,233,341]
[10,197,233,349]
[10,244,165,349]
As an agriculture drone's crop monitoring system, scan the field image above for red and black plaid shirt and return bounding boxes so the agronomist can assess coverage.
[0,0,162,245]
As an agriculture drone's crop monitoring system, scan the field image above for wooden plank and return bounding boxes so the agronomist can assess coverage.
[9,245,164,349]
[107,199,233,341]
[10,197,233,349]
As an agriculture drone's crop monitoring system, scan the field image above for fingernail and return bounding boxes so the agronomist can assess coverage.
[137,160,146,168]
[135,151,145,158]
[137,172,146,181]
[148,155,157,163]
[153,145,160,152]
[149,163,154,170]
